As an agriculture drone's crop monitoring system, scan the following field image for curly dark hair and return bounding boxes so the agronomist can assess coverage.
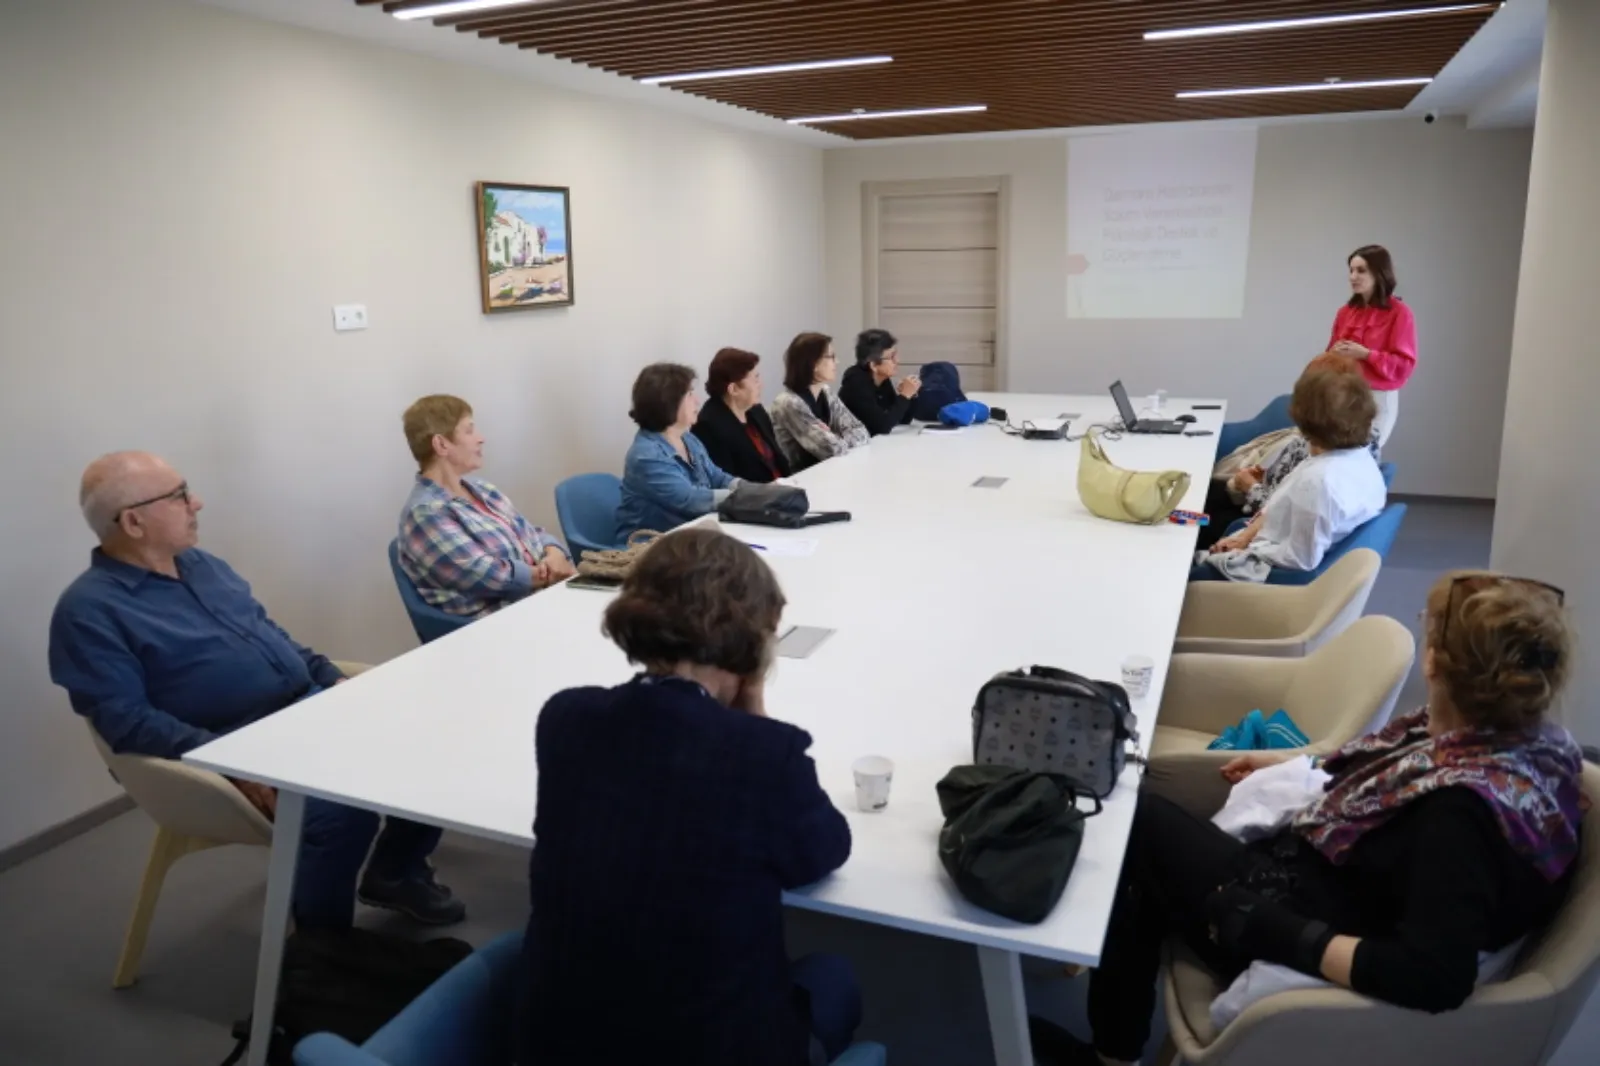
[1424,571,1571,731]
[629,363,698,432]
[602,527,786,676]
[1290,366,1377,450]
[706,347,760,400]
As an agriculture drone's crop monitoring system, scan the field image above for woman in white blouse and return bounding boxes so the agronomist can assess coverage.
[769,332,871,472]
[1193,365,1386,583]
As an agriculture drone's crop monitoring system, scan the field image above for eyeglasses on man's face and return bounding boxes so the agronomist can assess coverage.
[116,481,191,524]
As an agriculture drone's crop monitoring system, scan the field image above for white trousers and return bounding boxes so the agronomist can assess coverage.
[1372,388,1399,450]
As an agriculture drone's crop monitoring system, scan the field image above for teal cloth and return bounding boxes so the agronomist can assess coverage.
[1206,709,1310,752]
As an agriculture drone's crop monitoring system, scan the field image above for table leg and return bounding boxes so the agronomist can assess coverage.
[247,789,304,1066]
[977,944,1034,1066]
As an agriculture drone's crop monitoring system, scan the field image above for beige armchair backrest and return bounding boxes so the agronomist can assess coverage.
[1276,613,1414,746]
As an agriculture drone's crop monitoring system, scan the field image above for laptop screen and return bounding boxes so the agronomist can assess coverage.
[1109,380,1138,427]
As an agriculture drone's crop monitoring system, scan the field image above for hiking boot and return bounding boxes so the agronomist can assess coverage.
[357,866,467,926]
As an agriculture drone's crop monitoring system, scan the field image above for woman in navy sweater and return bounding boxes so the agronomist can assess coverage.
[519,527,859,1066]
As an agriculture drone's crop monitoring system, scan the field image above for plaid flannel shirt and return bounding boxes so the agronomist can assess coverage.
[398,475,568,618]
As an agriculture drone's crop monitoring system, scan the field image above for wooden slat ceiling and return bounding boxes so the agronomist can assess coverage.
[360,1,1495,139]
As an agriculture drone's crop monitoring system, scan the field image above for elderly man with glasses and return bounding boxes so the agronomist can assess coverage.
[48,451,464,929]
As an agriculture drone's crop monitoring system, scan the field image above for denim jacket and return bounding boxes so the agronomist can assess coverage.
[617,430,736,538]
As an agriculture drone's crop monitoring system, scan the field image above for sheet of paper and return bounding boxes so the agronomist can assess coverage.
[744,538,818,558]
[778,625,835,659]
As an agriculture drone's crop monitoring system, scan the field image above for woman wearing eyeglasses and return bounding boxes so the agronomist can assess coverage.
[1030,572,1584,1066]
[769,332,871,472]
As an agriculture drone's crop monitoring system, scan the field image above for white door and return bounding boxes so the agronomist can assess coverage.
[867,181,1005,391]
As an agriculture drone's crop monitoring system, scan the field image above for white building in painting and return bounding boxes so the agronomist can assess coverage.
[485,211,553,272]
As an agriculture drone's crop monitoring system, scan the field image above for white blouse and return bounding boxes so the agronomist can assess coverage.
[1209,447,1387,582]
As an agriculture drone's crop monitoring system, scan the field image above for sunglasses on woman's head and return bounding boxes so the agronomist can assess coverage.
[1436,573,1565,650]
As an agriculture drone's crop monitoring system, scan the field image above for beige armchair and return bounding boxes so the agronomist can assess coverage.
[92,660,371,988]
[1145,617,1414,816]
[1156,763,1600,1066]
[1175,550,1381,658]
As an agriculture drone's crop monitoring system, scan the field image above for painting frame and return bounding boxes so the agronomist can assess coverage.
[475,181,575,313]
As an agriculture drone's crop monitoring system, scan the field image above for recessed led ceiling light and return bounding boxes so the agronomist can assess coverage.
[393,0,540,21]
[1146,3,1498,41]
[641,56,893,86]
[787,105,987,124]
[1177,77,1433,99]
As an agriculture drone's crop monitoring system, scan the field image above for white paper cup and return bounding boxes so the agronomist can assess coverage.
[852,755,894,812]
[1121,655,1155,699]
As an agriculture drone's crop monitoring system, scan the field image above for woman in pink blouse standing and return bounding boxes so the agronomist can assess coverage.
[1329,244,1416,448]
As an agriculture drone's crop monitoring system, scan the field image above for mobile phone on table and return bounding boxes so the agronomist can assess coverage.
[1184,429,1215,437]
[565,574,622,592]
[1192,403,1222,410]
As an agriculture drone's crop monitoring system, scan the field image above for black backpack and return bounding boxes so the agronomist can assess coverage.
[936,764,1102,924]
[221,928,474,1065]
[910,361,967,422]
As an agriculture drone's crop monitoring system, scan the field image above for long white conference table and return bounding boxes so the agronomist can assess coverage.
[188,391,1225,1066]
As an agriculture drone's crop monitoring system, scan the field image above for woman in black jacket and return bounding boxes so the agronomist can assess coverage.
[1032,571,1585,1066]
[692,347,792,484]
[518,527,858,1066]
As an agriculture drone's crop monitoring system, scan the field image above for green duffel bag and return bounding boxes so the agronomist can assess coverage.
[936,764,1103,924]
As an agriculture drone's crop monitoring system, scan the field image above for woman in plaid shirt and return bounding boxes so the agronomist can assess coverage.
[397,395,573,618]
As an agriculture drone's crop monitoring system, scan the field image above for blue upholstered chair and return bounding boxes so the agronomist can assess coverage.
[1264,502,1408,587]
[1217,395,1293,457]
[554,473,624,562]
[293,931,889,1066]
[1379,461,1396,488]
[388,538,472,645]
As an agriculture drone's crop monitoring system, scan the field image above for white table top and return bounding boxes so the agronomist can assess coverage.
[188,393,1224,965]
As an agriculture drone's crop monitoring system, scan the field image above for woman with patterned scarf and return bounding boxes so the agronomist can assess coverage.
[1030,571,1586,1066]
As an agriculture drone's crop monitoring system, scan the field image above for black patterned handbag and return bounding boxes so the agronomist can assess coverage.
[970,666,1140,799]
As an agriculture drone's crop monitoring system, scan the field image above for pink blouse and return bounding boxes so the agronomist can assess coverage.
[1328,298,1417,391]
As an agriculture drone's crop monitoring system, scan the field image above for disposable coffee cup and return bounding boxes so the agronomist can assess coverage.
[852,756,894,812]
[1121,655,1155,699]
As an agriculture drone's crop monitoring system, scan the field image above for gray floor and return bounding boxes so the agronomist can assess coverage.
[2,499,1595,1066]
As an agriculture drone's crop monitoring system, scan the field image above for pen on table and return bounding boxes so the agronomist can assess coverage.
[748,543,768,551]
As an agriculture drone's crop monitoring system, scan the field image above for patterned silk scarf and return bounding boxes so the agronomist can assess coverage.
[1292,708,1586,882]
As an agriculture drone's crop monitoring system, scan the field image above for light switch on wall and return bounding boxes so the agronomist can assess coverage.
[332,304,368,331]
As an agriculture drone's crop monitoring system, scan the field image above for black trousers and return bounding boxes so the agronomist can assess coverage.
[1087,795,1257,1061]
[1196,481,1250,551]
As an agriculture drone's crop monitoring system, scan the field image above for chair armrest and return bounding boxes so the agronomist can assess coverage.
[1176,582,1307,644]
[1141,753,1242,819]
[1177,975,1559,1066]
[834,1043,888,1066]
[1155,654,1299,735]
[292,1033,385,1066]
[93,729,271,844]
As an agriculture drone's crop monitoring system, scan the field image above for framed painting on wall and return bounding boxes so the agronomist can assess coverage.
[475,181,574,312]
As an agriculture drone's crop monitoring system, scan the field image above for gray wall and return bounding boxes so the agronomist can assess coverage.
[0,0,825,850]
[825,119,1534,498]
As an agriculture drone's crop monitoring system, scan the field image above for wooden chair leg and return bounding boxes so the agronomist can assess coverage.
[113,827,201,989]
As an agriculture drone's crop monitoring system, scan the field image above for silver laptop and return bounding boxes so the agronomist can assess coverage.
[1110,380,1185,434]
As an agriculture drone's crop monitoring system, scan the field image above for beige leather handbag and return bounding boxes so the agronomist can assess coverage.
[1076,430,1191,525]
